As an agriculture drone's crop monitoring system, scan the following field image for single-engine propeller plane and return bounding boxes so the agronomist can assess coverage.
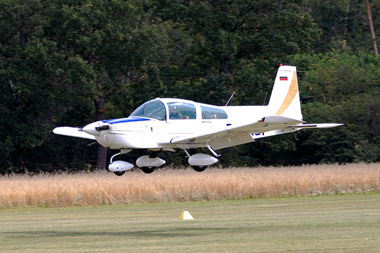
[53,65,343,176]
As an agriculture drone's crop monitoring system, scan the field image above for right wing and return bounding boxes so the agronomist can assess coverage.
[252,122,345,140]
[53,127,96,140]
[158,116,343,150]
[160,116,304,147]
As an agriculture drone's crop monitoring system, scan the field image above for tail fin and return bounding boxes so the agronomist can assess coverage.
[267,65,302,120]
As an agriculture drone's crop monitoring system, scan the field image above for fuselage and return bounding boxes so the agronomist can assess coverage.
[83,98,269,150]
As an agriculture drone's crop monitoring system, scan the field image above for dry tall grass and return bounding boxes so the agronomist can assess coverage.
[1,163,380,208]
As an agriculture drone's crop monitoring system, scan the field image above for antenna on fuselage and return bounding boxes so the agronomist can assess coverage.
[225,91,236,106]
[263,92,268,105]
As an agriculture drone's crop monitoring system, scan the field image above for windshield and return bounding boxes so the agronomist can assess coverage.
[129,100,166,121]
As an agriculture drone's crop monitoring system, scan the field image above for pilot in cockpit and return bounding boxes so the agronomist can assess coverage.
[169,105,183,119]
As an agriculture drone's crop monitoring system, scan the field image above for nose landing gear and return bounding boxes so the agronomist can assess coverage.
[114,171,126,176]
[108,149,134,176]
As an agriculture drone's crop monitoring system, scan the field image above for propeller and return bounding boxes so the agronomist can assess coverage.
[83,122,110,136]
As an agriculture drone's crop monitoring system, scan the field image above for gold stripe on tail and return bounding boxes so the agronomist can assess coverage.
[275,71,298,116]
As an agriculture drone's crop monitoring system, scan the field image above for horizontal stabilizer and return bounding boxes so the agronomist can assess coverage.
[53,127,96,140]
[287,123,344,129]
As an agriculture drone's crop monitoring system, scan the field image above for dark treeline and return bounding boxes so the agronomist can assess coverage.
[1,0,380,174]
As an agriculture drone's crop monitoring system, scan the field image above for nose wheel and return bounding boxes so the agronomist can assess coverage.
[108,149,133,176]
[114,171,126,176]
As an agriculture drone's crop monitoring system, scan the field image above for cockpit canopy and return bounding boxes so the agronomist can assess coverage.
[129,99,228,121]
[129,100,166,120]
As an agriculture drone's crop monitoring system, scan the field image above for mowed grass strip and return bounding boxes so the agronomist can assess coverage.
[0,194,380,252]
[1,163,380,208]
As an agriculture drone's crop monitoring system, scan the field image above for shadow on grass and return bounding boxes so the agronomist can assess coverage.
[1,226,227,239]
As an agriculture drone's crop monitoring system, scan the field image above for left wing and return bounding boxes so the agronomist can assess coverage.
[53,127,96,140]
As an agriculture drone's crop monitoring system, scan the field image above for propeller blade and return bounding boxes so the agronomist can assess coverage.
[96,125,110,131]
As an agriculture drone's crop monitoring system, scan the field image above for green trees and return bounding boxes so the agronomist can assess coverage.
[298,51,380,164]
[0,0,149,173]
[156,0,319,104]
[1,0,380,174]
[0,0,75,173]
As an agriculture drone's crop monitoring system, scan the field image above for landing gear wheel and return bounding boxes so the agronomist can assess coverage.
[192,165,207,172]
[114,171,125,176]
[141,166,156,174]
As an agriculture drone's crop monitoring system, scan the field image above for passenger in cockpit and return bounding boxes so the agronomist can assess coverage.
[169,105,183,119]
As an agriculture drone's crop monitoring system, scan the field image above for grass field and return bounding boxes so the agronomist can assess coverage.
[1,164,380,252]
[1,194,380,252]
[1,163,380,208]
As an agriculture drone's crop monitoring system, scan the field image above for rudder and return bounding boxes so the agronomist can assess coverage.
[267,65,302,120]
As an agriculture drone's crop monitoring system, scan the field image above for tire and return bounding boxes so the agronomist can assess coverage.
[192,165,207,172]
[141,166,156,174]
[114,171,125,176]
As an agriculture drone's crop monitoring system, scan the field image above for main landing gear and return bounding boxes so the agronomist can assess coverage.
[192,165,208,172]
[184,148,219,172]
[107,147,219,176]
[136,150,165,174]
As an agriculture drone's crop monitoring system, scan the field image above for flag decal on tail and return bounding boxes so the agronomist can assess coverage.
[280,76,288,81]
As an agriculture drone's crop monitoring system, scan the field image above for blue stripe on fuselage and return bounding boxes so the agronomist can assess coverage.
[102,117,151,124]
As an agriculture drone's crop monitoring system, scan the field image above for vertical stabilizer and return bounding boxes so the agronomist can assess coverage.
[267,65,302,120]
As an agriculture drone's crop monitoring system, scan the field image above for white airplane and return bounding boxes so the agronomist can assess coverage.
[53,65,343,176]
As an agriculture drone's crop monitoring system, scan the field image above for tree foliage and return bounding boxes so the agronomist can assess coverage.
[1,0,380,174]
